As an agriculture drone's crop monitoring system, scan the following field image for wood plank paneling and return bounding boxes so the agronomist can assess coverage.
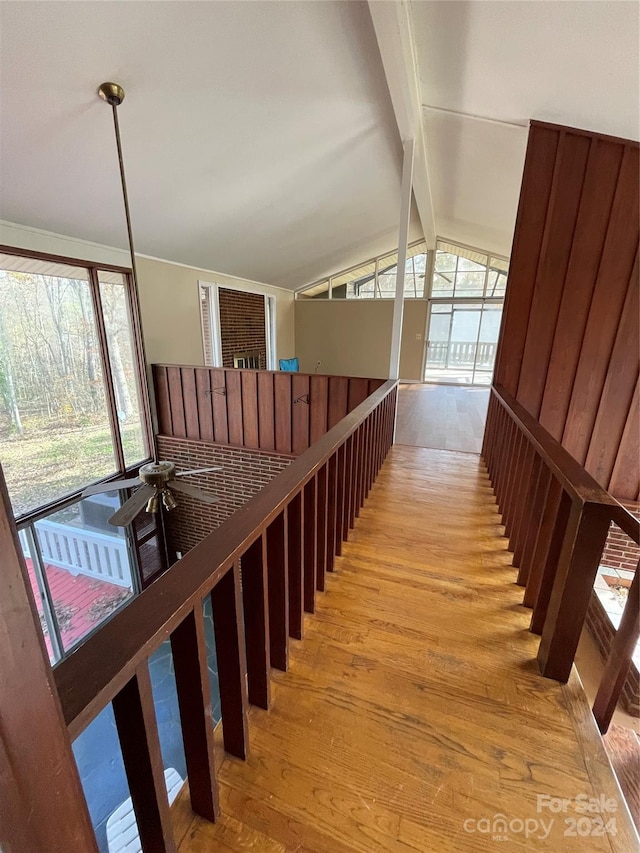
[167,366,187,438]
[257,371,276,451]
[210,369,228,445]
[516,131,591,417]
[585,271,639,487]
[181,367,200,439]
[539,139,625,438]
[274,373,292,454]
[327,376,349,429]
[291,374,310,454]
[490,122,639,503]
[494,125,560,395]
[225,370,244,447]
[240,371,260,450]
[309,375,329,444]
[347,377,369,412]
[195,368,214,443]
[154,365,173,435]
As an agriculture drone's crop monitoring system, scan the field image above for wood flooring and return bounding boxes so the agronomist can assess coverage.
[176,445,637,852]
[395,384,489,454]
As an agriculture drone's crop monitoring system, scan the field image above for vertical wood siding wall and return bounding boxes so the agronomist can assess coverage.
[153,365,385,456]
[494,120,639,501]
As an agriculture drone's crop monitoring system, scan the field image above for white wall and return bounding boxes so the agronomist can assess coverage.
[0,220,295,368]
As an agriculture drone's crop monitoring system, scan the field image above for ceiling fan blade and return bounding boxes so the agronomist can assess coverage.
[81,476,142,497]
[175,466,223,477]
[170,480,220,505]
[108,485,156,527]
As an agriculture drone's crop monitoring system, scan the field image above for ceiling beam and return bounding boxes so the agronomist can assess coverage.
[368,0,437,249]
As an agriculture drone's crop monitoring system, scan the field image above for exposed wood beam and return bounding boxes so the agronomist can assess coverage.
[368,0,437,248]
[389,138,415,380]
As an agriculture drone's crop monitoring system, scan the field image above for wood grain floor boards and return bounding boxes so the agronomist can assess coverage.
[395,384,490,454]
[178,445,635,852]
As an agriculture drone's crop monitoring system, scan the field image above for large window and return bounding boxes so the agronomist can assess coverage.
[296,240,428,300]
[0,247,153,665]
[0,250,150,518]
[425,241,508,386]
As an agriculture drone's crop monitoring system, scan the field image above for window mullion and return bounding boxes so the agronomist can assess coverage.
[88,267,126,473]
[24,524,63,662]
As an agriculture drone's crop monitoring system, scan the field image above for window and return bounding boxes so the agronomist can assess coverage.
[0,250,151,519]
[296,240,429,300]
[425,240,509,386]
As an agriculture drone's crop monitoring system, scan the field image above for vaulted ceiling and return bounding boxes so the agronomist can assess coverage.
[0,1,637,289]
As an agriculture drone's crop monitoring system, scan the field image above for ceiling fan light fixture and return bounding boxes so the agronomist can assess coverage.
[161,489,178,512]
[146,492,160,514]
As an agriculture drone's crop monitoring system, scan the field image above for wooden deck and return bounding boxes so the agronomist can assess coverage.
[175,445,636,852]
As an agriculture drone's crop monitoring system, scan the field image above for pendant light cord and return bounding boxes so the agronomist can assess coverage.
[110,102,159,464]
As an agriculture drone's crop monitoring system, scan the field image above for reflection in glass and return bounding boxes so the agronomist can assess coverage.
[34,494,135,653]
[99,276,147,468]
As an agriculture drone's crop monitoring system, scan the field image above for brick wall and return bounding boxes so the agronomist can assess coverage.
[157,435,292,554]
[586,591,639,716]
[601,502,640,574]
[218,288,267,369]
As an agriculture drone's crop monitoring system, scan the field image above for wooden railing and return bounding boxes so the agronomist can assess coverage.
[53,380,397,848]
[152,364,385,454]
[483,384,639,733]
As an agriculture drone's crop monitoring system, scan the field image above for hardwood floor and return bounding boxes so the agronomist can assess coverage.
[395,383,489,454]
[176,446,636,852]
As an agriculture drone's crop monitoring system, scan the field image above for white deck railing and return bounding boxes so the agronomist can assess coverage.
[20,521,132,589]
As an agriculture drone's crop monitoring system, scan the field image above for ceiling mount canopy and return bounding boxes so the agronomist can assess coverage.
[97,81,125,107]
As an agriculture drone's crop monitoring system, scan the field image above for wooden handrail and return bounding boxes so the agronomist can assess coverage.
[54,380,397,737]
[483,385,639,731]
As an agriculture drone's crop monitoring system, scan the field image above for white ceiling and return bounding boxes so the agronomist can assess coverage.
[410,0,640,257]
[1,1,638,288]
[0,1,419,290]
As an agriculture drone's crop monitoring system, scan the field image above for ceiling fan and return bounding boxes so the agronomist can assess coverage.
[81,461,222,527]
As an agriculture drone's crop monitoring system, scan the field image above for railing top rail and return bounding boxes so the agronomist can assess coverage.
[54,380,397,736]
[491,385,635,526]
[152,363,384,383]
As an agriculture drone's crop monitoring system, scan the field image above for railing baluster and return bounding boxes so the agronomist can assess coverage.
[593,564,640,733]
[239,535,270,709]
[354,426,363,521]
[538,502,612,682]
[527,480,565,619]
[287,491,304,639]
[210,561,249,758]
[303,476,317,613]
[510,442,536,564]
[343,434,355,541]
[326,453,338,572]
[266,511,289,669]
[171,607,220,821]
[516,457,547,586]
[335,443,347,557]
[315,464,328,591]
[112,664,177,853]
[504,430,525,535]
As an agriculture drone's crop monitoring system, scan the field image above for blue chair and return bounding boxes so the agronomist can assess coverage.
[279,357,299,372]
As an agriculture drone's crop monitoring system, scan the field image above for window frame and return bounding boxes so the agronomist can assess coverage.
[0,244,154,526]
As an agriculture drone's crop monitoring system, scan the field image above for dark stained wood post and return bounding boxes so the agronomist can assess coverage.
[239,534,271,709]
[593,563,640,733]
[326,453,338,572]
[335,443,346,557]
[287,491,304,639]
[529,485,570,630]
[170,607,220,821]
[517,460,550,588]
[509,441,535,559]
[210,562,249,758]
[316,465,328,592]
[343,434,355,541]
[112,664,178,853]
[0,469,99,853]
[266,510,289,669]
[303,476,317,613]
[352,427,362,522]
[537,501,612,681]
